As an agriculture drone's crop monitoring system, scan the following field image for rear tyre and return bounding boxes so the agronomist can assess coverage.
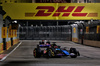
[33,48,41,58]
[70,48,77,58]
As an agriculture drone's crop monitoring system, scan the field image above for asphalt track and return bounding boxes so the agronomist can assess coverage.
[0,40,100,66]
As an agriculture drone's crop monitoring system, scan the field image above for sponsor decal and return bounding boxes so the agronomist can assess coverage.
[25,6,98,17]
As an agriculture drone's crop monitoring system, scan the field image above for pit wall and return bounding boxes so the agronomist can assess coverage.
[71,24,79,43]
[5,19,11,50]
[13,28,19,45]
[0,14,3,53]
[0,43,3,53]
[5,19,19,50]
[71,21,100,48]
[13,37,19,45]
[83,23,100,47]
[83,39,100,47]
[0,14,19,53]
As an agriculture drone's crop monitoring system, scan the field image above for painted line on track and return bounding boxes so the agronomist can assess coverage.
[0,42,22,61]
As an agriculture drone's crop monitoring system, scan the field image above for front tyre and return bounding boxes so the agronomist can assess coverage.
[70,48,77,58]
[70,53,77,58]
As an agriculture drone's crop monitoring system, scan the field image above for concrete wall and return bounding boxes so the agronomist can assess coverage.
[0,14,3,44]
[13,35,18,40]
[0,14,4,53]
[71,24,79,42]
[5,19,10,42]
[4,19,19,50]
[4,19,19,41]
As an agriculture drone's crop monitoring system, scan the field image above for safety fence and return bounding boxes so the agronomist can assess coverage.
[19,26,72,40]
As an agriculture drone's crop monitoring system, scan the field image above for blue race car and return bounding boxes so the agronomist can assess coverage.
[33,44,80,58]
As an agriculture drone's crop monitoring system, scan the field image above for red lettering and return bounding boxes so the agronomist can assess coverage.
[74,6,85,12]
[34,6,93,17]
[35,6,54,16]
[53,13,60,16]
[4,30,5,36]
[72,13,87,16]
[35,10,52,16]
[56,6,75,12]
[62,13,70,16]
[72,6,87,16]
[53,6,75,16]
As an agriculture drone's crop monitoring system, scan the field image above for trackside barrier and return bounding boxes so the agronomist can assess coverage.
[0,43,3,53]
[83,21,100,47]
[83,39,100,47]
[13,39,19,45]
[72,38,78,43]
[6,41,11,50]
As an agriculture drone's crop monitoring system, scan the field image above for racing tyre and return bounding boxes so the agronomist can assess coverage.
[33,48,41,58]
[70,48,77,58]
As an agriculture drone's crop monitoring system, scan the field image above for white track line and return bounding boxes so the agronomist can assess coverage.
[0,42,22,61]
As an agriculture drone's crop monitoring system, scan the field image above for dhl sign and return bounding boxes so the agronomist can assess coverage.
[25,6,97,17]
[2,3,100,20]
[2,27,7,38]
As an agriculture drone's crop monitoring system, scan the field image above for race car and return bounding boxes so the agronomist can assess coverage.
[33,44,80,58]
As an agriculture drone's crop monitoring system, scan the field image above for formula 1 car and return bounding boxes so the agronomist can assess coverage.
[33,44,80,58]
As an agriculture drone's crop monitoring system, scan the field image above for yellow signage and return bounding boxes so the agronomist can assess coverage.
[8,25,12,38]
[15,30,17,37]
[97,25,100,34]
[86,27,89,33]
[13,30,17,37]
[11,30,14,38]
[2,27,7,38]
[73,27,76,33]
[2,3,100,20]
[72,38,78,43]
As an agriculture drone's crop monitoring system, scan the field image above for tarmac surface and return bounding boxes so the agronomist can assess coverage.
[0,40,100,66]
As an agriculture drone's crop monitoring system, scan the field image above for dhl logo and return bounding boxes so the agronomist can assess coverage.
[25,6,98,17]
